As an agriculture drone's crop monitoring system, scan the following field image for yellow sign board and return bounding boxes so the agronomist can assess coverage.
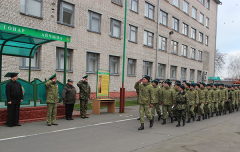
[96,70,110,98]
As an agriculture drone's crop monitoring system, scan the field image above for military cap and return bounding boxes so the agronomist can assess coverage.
[196,83,200,88]
[213,84,218,87]
[200,82,206,87]
[183,80,187,83]
[67,79,73,82]
[190,83,196,87]
[152,79,159,85]
[4,72,19,78]
[227,85,231,88]
[143,75,151,82]
[176,82,181,86]
[220,83,225,86]
[175,80,181,84]
[206,84,212,87]
[165,79,170,82]
[155,78,160,83]
[49,73,56,80]
[231,85,235,88]
[166,81,172,86]
[186,83,191,87]
[82,75,88,79]
[180,84,185,90]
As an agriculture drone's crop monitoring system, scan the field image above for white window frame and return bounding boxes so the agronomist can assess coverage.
[57,0,75,26]
[171,41,178,54]
[206,17,209,28]
[128,58,136,76]
[129,25,137,43]
[199,32,203,43]
[110,18,121,39]
[160,10,168,26]
[183,1,189,14]
[170,66,177,79]
[86,52,98,73]
[173,0,179,8]
[197,70,202,82]
[181,67,187,80]
[20,0,42,18]
[182,45,187,57]
[88,11,101,33]
[143,30,154,47]
[190,48,196,59]
[207,0,210,9]
[172,17,179,31]
[192,7,197,19]
[198,50,202,61]
[159,36,167,51]
[182,23,188,36]
[200,0,205,5]
[190,69,195,81]
[199,13,204,24]
[145,2,155,20]
[130,0,138,12]
[142,61,152,76]
[191,28,196,40]
[205,35,209,46]
[56,47,72,71]
[158,63,166,78]
[109,56,120,75]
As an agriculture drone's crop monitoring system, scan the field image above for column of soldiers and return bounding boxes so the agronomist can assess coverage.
[135,76,240,130]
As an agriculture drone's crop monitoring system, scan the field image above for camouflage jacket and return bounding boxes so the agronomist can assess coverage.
[220,88,228,101]
[235,89,239,101]
[175,91,189,110]
[231,90,236,101]
[172,88,179,104]
[134,82,139,95]
[45,80,59,103]
[160,87,174,106]
[212,88,220,103]
[77,80,91,100]
[186,88,190,94]
[188,88,199,105]
[198,87,207,104]
[206,88,213,104]
[151,85,161,104]
[136,82,153,104]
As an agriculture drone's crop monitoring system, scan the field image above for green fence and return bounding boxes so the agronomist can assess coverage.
[0,78,63,108]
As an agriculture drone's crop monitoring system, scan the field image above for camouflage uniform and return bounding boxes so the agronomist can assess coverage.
[231,89,236,112]
[235,88,239,110]
[176,91,189,121]
[160,86,174,120]
[151,85,161,116]
[135,82,153,123]
[187,88,198,119]
[134,82,140,104]
[205,88,213,117]
[212,88,220,114]
[77,80,91,118]
[45,80,59,125]
[219,87,228,114]
[197,87,207,116]
[172,88,179,120]
[226,89,232,113]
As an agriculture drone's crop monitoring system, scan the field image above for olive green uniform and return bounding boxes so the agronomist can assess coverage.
[151,85,161,116]
[198,88,207,116]
[231,89,236,112]
[235,88,239,110]
[212,88,220,114]
[188,88,198,119]
[205,88,213,115]
[160,86,175,120]
[45,80,59,125]
[219,87,228,113]
[176,92,189,121]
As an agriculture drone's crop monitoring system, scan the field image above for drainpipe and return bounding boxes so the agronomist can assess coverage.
[214,4,219,77]
[155,0,160,79]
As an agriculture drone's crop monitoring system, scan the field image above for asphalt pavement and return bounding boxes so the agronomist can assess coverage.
[0,105,240,152]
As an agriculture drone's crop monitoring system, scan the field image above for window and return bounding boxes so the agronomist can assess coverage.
[109,56,119,75]
[191,28,196,40]
[171,41,178,54]
[144,31,154,47]
[110,18,121,39]
[160,10,168,26]
[181,67,187,80]
[143,61,152,76]
[190,69,195,81]
[130,0,138,12]
[128,59,136,76]
[206,17,209,27]
[56,47,72,71]
[183,1,189,14]
[170,66,177,79]
[20,0,42,18]
[57,0,74,26]
[173,0,179,8]
[129,25,137,43]
[88,11,101,33]
[207,0,210,9]
[200,0,205,5]
[198,50,202,61]
[19,47,40,69]
[182,23,188,36]
[182,45,187,57]
[172,17,179,31]
[205,35,209,46]
[190,48,196,59]
[159,36,167,51]
[199,13,204,24]
[158,64,166,78]
[87,52,98,73]
[112,0,122,6]
[192,7,197,19]
[199,32,203,43]
[197,70,202,82]
[145,2,154,20]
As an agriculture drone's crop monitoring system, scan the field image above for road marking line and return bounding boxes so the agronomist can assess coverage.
[0,117,138,142]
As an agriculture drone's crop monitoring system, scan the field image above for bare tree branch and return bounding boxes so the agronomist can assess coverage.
[227,53,240,79]
[215,49,227,76]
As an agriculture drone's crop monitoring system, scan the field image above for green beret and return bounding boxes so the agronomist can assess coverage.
[49,73,56,80]
[4,72,19,78]
[82,75,88,79]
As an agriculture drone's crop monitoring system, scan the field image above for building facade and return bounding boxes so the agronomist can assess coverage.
[0,0,221,97]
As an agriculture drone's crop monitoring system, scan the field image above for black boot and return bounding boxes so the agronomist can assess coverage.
[150,119,154,128]
[137,118,140,120]
[208,113,210,119]
[192,116,195,122]
[224,110,226,115]
[220,111,222,115]
[211,113,213,117]
[158,115,161,121]
[216,111,218,116]
[138,123,144,130]
[205,114,207,119]
[229,110,231,114]
[196,116,201,121]
[183,119,186,126]
[176,121,180,127]
[187,118,191,123]
[171,117,173,123]
[161,119,166,125]
[233,109,235,113]
[202,114,205,120]
[173,116,177,121]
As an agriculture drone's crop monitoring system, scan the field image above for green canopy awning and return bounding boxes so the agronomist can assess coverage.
[208,76,221,81]
[0,22,71,58]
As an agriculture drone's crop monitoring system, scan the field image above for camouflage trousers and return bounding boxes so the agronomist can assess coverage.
[176,110,186,121]
[232,101,235,111]
[47,103,57,125]
[211,102,218,113]
[139,104,152,123]
[188,105,195,118]
[162,105,173,119]
[235,100,239,109]
[224,102,231,111]
[80,99,88,117]
[218,101,225,111]
[151,103,161,116]
[198,103,204,116]
[204,103,211,114]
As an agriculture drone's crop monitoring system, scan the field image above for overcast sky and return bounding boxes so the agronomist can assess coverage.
[216,0,240,78]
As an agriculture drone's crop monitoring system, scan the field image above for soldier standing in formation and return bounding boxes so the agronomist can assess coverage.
[45,74,59,126]
[187,83,198,123]
[205,84,213,119]
[196,82,207,121]
[219,84,228,115]
[77,75,91,119]
[134,78,141,120]
[151,79,161,121]
[212,84,220,117]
